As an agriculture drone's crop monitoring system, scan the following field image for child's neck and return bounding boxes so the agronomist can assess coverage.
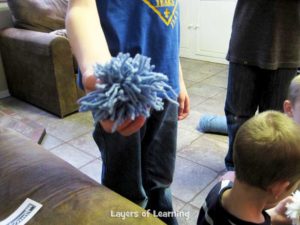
[221,179,268,223]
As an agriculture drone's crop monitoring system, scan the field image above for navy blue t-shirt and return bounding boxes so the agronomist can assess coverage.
[197,180,271,225]
[79,0,180,96]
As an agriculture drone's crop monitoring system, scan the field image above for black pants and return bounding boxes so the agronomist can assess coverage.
[224,62,297,170]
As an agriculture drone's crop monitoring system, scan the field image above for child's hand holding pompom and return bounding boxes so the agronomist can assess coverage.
[78,53,178,135]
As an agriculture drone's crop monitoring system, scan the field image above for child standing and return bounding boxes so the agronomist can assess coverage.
[66,1,190,225]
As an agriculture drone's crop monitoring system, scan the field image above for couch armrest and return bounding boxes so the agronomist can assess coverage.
[0,28,79,117]
[0,127,165,225]
[0,28,65,55]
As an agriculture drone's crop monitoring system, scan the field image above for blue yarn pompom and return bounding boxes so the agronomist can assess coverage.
[78,53,178,131]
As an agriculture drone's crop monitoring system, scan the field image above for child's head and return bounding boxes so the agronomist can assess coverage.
[284,75,300,124]
[233,111,300,202]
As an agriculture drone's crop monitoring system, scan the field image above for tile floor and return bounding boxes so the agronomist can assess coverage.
[0,58,229,225]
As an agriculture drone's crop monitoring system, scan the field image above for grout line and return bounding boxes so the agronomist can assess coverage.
[46,128,93,144]
[176,155,221,174]
[65,133,102,159]
[68,141,101,159]
[176,135,203,153]
[78,158,100,170]
[47,137,100,163]
[47,142,65,152]
[186,175,219,206]
[44,133,66,142]
[172,195,187,211]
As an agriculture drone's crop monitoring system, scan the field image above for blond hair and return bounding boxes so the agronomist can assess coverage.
[288,75,300,105]
[234,111,300,190]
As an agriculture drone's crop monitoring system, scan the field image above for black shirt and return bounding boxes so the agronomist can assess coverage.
[197,180,271,225]
[227,0,300,70]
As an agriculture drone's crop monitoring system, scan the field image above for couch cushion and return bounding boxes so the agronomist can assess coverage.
[7,0,68,32]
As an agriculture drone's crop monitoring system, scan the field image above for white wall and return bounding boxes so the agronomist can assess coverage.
[180,0,237,64]
[0,3,12,98]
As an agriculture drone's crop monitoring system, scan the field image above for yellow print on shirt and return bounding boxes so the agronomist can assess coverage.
[142,0,179,28]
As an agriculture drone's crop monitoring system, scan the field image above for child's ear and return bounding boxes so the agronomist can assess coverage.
[283,100,293,117]
[268,180,290,199]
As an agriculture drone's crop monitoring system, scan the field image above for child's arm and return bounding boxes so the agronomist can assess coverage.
[66,0,145,136]
[66,0,111,81]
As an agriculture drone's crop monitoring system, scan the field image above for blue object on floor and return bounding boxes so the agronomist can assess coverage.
[198,114,228,135]
[78,53,178,132]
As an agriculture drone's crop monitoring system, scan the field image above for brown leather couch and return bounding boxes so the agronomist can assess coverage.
[0,127,165,225]
[0,0,84,118]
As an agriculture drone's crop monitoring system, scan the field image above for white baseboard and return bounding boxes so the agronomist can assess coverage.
[0,89,10,99]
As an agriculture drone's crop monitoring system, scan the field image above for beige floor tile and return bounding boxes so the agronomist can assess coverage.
[172,196,186,212]
[177,128,201,152]
[50,143,95,168]
[181,58,208,72]
[63,111,93,122]
[184,80,196,88]
[207,133,228,143]
[172,156,217,202]
[80,159,102,184]
[178,134,227,172]
[68,132,101,158]
[36,114,62,128]
[196,62,228,75]
[188,83,225,98]
[183,71,213,83]
[41,134,64,150]
[190,177,220,208]
[176,204,200,225]
[202,74,228,88]
[46,116,93,142]
[215,68,229,78]
[38,109,92,129]
[178,110,202,132]
[211,89,227,104]
[193,95,226,116]
[78,111,94,123]
[0,97,56,121]
[188,93,209,108]
[0,114,45,143]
